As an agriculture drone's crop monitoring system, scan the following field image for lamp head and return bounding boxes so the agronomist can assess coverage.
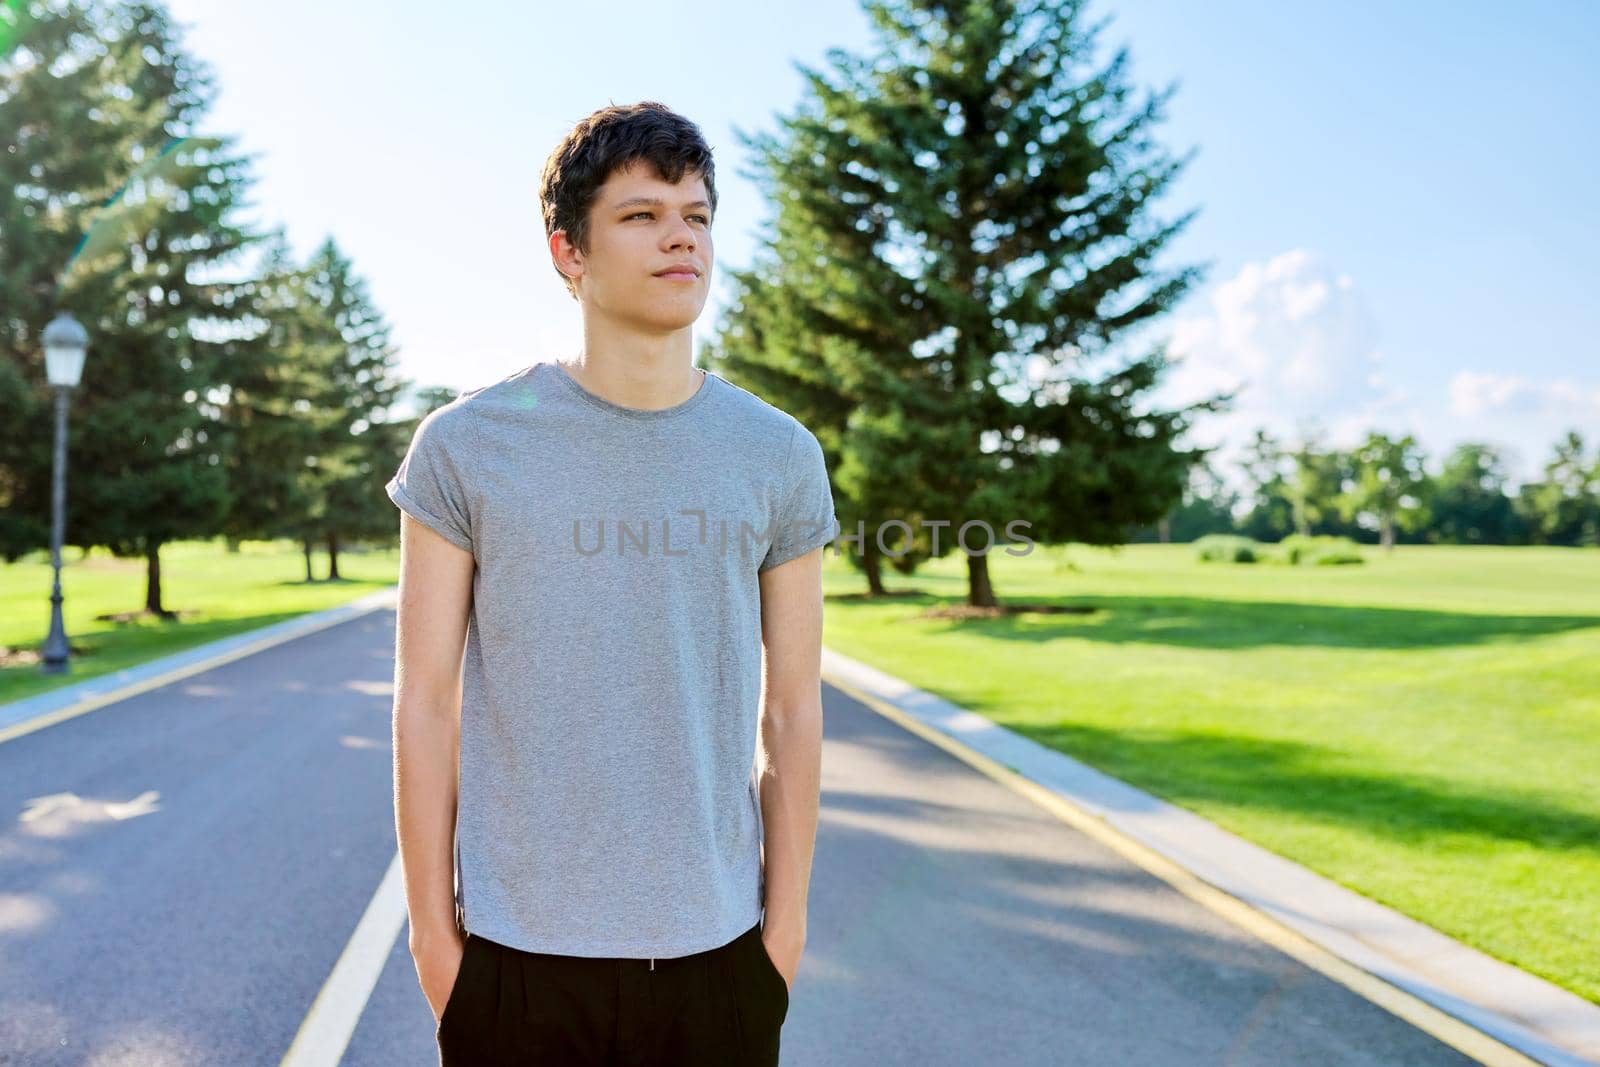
[41,311,89,388]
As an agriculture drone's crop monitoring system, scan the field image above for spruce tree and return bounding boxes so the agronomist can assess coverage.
[296,236,409,580]
[2,1,266,621]
[706,0,1225,606]
[2,0,137,558]
[213,229,330,580]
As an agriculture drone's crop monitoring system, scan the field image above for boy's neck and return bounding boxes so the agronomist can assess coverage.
[565,321,702,411]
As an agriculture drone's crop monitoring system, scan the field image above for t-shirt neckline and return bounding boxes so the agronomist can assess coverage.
[544,360,718,420]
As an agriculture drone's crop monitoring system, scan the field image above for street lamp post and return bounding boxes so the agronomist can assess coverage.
[39,310,89,675]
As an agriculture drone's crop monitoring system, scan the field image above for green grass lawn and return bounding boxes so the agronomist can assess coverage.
[4,538,1597,1007]
[0,541,398,705]
[817,541,1600,1006]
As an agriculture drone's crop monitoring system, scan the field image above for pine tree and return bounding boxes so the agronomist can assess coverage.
[296,236,409,580]
[705,0,1225,606]
[2,0,137,558]
[213,229,331,580]
[2,1,267,621]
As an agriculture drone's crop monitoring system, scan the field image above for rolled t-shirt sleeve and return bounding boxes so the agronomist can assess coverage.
[385,407,474,553]
[759,423,840,572]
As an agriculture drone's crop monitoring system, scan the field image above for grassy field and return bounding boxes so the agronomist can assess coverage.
[3,538,1597,1005]
[817,541,1600,1006]
[0,541,399,705]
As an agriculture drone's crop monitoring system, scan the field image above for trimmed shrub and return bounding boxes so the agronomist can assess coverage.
[1194,534,1261,563]
[1279,534,1365,566]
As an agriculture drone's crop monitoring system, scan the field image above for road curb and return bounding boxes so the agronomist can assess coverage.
[0,587,399,745]
[820,646,1600,1067]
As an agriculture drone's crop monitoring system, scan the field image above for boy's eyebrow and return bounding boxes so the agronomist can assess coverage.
[611,196,713,211]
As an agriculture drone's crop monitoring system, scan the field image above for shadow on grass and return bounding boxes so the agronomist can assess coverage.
[853,592,1600,651]
[1006,719,1600,854]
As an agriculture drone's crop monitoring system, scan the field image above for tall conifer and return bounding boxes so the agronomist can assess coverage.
[1,1,265,618]
[708,0,1227,604]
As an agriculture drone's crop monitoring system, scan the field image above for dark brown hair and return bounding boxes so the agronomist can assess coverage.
[539,101,718,298]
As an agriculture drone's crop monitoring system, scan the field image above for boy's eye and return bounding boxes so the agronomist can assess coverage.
[625,211,711,224]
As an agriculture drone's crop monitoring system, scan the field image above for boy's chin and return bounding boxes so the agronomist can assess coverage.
[631,305,704,331]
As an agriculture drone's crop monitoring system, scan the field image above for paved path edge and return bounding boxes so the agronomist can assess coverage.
[819,645,1600,1067]
[0,587,399,742]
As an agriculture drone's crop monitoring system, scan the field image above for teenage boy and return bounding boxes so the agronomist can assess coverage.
[386,100,838,1065]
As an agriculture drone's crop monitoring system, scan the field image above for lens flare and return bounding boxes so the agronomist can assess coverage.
[57,136,200,297]
[0,0,35,59]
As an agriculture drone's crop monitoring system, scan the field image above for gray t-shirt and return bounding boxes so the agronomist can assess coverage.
[385,359,839,958]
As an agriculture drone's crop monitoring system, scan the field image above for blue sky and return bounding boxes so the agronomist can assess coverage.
[162,0,1598,488]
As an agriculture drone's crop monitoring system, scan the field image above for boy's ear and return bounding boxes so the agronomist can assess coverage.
[551,230,581,281]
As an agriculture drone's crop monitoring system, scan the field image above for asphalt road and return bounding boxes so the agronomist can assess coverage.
[0,606,1481,1066]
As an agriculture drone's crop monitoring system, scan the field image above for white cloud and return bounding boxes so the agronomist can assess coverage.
[1440,372,1600,478]
[1133,251,1595,493]
[1449,371,1600,421]
[1157,249,1389,454]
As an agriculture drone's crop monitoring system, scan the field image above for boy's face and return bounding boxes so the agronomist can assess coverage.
[560,160,714,332]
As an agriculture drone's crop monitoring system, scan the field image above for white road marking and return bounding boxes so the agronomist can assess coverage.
[105,790,160,819]
[279,851,409,1066]
[19,793,81,822]
[20,790,161,825]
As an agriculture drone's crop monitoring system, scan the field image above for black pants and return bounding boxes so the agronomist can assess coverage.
[436,918,789,1065]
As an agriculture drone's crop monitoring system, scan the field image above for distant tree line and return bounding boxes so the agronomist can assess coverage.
[1131,427,1600,549]
[1,0,443,617]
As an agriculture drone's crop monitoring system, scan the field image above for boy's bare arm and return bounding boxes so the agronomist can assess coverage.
[393,513,475,960]
[754,543,826,989]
